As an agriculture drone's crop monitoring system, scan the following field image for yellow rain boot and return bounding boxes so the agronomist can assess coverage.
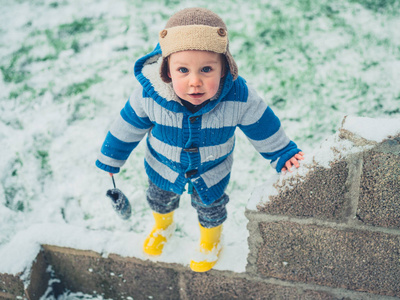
[190,223,222,272]
[143,211,174,256]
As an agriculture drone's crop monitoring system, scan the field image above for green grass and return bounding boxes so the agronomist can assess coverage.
[9,84,36,99]
[58,17,94,37]
[44,18,94,56]
[4,186,25,212]
[349,0,400,13]
[0,45,32,83]
[63,75,103,97]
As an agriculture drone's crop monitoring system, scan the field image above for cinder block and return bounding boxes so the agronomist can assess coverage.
[0,273,24,299]
[0,250,49,300]
[181,271,340,300]
[257,161,349,222]
[43,245,181,300]
[25,250,50,300]
[358,151,400,229]
[256,221,400,297]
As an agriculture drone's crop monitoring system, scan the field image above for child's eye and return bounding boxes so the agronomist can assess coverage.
[202,66,212,73]
[178,67,189,73]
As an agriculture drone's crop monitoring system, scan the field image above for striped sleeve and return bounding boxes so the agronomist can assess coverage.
[238,86,301,172]
[96,88,153,173]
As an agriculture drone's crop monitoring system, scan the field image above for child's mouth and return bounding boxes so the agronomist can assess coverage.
[189,93,204,98]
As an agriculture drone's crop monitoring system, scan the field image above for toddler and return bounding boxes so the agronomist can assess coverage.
[96,7,304,272]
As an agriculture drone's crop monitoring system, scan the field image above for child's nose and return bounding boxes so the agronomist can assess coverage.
[189,74,202,87]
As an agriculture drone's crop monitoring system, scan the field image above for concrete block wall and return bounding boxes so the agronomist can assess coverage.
[246,118,400,299]
[5,245,390,300]
[1,116,399,299]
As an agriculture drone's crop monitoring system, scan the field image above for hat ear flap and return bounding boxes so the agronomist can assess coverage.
[160,57,172,83]
[225,50,238,81]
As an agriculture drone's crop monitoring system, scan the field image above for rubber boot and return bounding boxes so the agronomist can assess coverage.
[190,223,222,272]
[143,211,174,256]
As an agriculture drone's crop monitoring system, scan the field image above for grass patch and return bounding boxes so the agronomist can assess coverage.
[68,95,96,123]
[4,186,25,212]
[10,154,23,177]
[349,0,400,13]
[58,17,94,37]
[49,2,59,8]
[45,29,67,54]
[63,75,103,97]
[71,39,80,53]
[35,150,52,175]
[43,17,96,58]
[9,84,36,99]
[0,45,32,83]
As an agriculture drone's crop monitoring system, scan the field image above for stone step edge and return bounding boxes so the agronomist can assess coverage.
[5,244,397,300]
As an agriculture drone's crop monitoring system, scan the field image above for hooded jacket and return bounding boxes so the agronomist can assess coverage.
[96,45,301,205]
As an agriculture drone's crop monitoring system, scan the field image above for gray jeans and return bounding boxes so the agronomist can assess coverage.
[146,180,229,228]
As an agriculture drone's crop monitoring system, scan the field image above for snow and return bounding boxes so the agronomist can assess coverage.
[1,0,400,296]
[247,174,280,211]
[343,115,400,143]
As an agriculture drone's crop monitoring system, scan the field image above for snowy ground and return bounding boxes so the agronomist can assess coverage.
[1,0,399,298]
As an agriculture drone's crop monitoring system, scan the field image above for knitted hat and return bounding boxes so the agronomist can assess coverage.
[159,7,238,83]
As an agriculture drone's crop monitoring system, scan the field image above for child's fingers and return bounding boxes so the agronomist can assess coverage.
[287,157,299,169]
[285,160,293,172]
[292,157,300,168]
[282,152,304,173]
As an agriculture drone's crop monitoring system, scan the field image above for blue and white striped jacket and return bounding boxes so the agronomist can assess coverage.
[96,45,300,205]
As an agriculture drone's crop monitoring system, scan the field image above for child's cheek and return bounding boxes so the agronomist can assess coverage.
[209,80,220,97]
[172,80,186,98]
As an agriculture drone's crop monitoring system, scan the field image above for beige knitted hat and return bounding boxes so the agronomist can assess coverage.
[159,7,238,83]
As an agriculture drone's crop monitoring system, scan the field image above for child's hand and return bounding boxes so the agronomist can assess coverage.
[281,151,304,173]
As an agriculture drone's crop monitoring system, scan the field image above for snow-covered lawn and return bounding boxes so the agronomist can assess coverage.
[1,1,399,297]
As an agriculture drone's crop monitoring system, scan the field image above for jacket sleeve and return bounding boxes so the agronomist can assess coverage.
[238,86,301,173]
[96,88,153,173]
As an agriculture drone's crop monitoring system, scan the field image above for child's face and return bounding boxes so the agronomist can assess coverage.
[168,50,224,105]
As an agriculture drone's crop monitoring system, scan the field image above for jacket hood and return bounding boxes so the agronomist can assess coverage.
[134,44,234,115]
